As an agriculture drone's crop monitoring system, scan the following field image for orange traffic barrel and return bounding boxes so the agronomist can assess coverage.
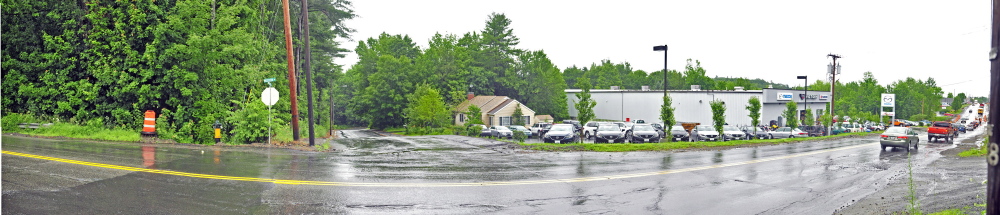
[142,110,156,135]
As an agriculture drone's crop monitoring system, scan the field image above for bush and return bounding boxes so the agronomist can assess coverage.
[466,125,482,136]
[225,99,285,144]
[513,130,527,142]
[1,113,38,132]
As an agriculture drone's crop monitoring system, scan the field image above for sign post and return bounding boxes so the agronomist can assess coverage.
[881,94,895,126]
[262,78,279,144]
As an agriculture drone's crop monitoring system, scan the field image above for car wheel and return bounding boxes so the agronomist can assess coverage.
[769,134,774,139]
[789,135,795,138]
[882,145,888,151]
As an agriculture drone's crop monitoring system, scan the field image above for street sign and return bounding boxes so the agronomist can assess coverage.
[883,112,895,116]
[261,87,279,106]
[881,94,895,107]
[263,78,276,83]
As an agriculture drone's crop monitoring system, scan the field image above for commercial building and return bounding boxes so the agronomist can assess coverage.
[565,87,832,127]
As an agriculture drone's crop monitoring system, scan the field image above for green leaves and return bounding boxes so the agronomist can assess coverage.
[710,100,726,139]
[660,94,676,141]
[405,84,450,128]
[574,77,596,124]
[746,96,762,132]
[783,101,799,129]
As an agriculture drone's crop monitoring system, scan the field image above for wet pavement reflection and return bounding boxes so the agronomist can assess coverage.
[1,126,982,214]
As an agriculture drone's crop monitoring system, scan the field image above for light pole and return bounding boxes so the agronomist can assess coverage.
[797,75,808,125]
[653,45,668,94]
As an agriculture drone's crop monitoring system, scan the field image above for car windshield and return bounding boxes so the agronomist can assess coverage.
[633,125,654,131]
[884,127,907,134]
[542,124,552,128]
[671,126,686,131]
[550,125,572,132]
[495,126,510,131]
[723,126,739,131]
[933,122,950,127]
[614,122,625,127]
[696,125,713,131]
[508,126,526,131]
[586,122,597,127]
[597,125,618,131]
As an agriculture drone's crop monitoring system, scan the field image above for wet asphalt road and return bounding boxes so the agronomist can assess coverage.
[1,123,986,214]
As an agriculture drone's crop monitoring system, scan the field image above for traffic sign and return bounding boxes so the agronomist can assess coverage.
[261,87,279,106]
[264,78,276,83]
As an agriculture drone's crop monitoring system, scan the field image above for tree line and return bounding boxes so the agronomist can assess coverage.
[3,0,356,144]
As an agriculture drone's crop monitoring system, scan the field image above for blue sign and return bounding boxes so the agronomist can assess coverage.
[263,78,276,83]
[777,93,793,101]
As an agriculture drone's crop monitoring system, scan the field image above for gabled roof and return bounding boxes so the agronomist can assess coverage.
[456,96,508,113]
[456,95,535,116]
[941,98,954,105]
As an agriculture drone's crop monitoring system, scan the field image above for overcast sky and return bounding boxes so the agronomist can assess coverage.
[334,0,992,97]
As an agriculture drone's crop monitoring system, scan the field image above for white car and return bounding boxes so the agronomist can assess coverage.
[582,121,601,140]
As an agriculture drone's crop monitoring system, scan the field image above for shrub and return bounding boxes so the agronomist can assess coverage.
[466,125,482,137]
[1,113,38,132]
[513,130,527,142]
[225,100,284,144]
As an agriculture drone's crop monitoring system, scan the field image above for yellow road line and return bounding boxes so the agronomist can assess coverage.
[1,143,876,187]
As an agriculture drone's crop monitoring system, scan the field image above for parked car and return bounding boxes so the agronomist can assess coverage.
[490,126,514,139]
[767,127,807,139]
[613,122,628,132]
[507,125,532,138]
[694,125,721,141]
[622,122,636,136]
[669,126,689,141]
[801,125,826,137]
[880,126,919,151]
[651,123,666,139]
[595,124,626,143]
[722,126,747,141]
[474,124,491,137]
[629,124,661,143]
[563,120,583,132]
[830,126,848,135]
[927,121,957,143]
[582,121,601,140]
[530,123,552,137]
[543,124,578,144]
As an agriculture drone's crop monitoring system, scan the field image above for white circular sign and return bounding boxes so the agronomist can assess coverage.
[261,87,279,106]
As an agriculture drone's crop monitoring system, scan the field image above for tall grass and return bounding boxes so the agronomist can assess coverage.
[2,113,141,142]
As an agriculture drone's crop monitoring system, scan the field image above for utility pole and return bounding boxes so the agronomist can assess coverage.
[653,45,668,94]
[986,0,999,213]
[301,0,316,146]
[280,0,300,141]
[827,54,841,135]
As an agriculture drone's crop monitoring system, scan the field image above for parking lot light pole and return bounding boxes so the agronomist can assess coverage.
[653,45,668,96]
[798,76,808,124]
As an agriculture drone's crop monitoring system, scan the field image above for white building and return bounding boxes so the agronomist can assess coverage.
[566,87,832,127]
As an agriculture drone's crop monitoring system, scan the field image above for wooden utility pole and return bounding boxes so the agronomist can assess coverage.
[987,0,999,213]
[301,0,316,146]
[827,54,841,136]
[281,0,301,140]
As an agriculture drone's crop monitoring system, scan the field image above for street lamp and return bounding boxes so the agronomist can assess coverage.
[797,75,808,125]
[653,45,668,96]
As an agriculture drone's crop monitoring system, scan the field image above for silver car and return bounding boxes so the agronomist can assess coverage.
[490,126,514,139]
[767,127,807,139]
[722,126,747,141]
[695,125,721,141]
[880,127,919,151]
[629,124,661,143]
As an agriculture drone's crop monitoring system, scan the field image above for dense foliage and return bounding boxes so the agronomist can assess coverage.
[338,13,570,129]
[746,96,761,133]
[660,94,675,141]
[3,0,356,144]
[783,101,799,129]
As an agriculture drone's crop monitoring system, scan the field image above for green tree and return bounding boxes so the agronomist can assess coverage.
[782,101,799,130]
[517,50,569,120]
[683,59,714,90]
[951,93,967,112]
[465,105,484,125]
[574,78,597,124]
[803,109,814,126]
[405,84,450,128]
[660,94,676,141]
[512,104,524,126]
[746,96,762,133]
[710,100,726,141]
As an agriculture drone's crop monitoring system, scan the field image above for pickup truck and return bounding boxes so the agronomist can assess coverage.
[927,121,957,143]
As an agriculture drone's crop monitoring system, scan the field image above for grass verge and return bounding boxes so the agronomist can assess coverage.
[958,136,989,157]
[5,122,142,142]
[518,132,880,152]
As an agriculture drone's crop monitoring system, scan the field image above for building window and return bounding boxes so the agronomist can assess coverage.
[500,116,511,126]
[522,116,530,125]
[459,114,465,122]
